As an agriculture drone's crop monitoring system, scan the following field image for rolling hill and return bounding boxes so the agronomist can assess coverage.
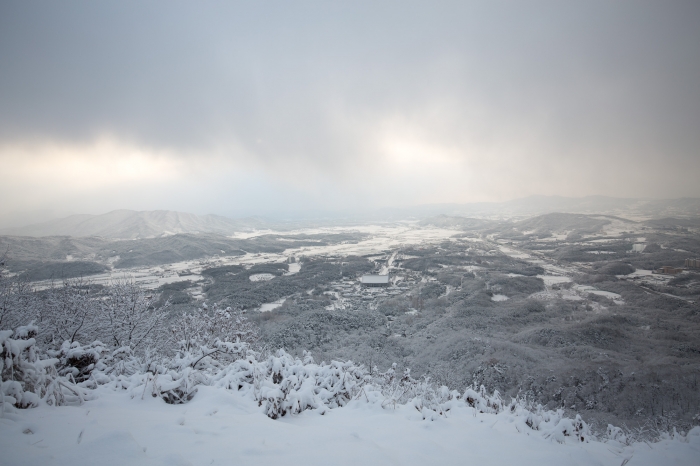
[0,210,268,239]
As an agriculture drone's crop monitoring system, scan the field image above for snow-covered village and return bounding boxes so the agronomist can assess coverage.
[1,2,700,465]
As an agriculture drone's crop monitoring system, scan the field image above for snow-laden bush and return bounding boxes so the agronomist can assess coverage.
[508,399,590,443]
[375,363,462,417]
[9,318,680,445]
[254,351,367,418]
[168,304,259,370]
[0,315,592,444]
[1,323,92,409]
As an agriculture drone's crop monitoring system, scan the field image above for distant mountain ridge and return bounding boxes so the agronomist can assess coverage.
[0,210,269,239]
[380,196,700,220]
[2,196,699,239]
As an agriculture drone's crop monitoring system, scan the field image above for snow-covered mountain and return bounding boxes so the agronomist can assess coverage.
[0,210,268,239]
[3,196,699,239]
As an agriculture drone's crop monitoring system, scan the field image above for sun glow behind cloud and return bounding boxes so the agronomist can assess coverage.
[3,138,184,186]
[0,138,214,215]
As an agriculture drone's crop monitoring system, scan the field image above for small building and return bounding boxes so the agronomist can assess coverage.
[631,243,646,253]
[360,274,390,287]
[685,258,700,269]
[655,266,683,275]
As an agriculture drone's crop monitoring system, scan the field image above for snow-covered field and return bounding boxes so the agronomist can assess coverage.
[257,298,287,312]
[249,273,276,282]
[537,274,572,286]
[1,386,698,466]
[26,224,458,292]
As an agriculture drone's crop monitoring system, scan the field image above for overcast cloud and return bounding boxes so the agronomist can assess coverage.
[1,1,699,220]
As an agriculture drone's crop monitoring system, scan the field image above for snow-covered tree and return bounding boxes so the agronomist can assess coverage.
[37,278,100,346]
[0,253,36,331]
[169,304,259,368]
[99,279,169,353]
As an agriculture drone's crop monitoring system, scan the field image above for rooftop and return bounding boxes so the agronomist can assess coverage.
[360,274,390,285]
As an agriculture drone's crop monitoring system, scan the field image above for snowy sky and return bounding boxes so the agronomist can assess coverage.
[1,1,699,220]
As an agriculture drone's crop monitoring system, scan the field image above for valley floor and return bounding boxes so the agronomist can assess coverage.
[1,386,698,466]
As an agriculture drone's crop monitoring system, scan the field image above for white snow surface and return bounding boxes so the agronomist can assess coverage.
[257,298,286,312]
[574,285,624,303]
[249,273,275,282]
[1,385,698,466]
[537,274,572,286]
[498,245,531,259]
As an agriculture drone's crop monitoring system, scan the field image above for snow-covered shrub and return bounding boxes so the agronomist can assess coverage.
[1,326,41,408]
[375,364,459,414]
[169,304,259,368]
[48,340,110,382]
[544,414,590,443]
[1,323,91,408]
[463,385,505,414]
[0,319,642,447]
[606,424,628,444]
[507,399,592,443]
[256,352,366,419]
[123,304,260,405]
[150,367,203,404]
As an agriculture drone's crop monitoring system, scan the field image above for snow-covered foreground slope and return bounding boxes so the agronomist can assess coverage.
[1,386,698,466]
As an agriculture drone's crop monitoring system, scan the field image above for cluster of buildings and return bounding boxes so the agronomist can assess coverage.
[654,259,699,275]
[686,258,700,269]
[655,266,684,275]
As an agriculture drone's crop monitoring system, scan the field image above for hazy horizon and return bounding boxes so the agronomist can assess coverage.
[3,193,700,232]
[2,1,699,219]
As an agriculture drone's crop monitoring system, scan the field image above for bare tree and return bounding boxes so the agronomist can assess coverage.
[0,277,35,331]
[38,278,100,346]
[99,279,169,353]
[0,249,37,331]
